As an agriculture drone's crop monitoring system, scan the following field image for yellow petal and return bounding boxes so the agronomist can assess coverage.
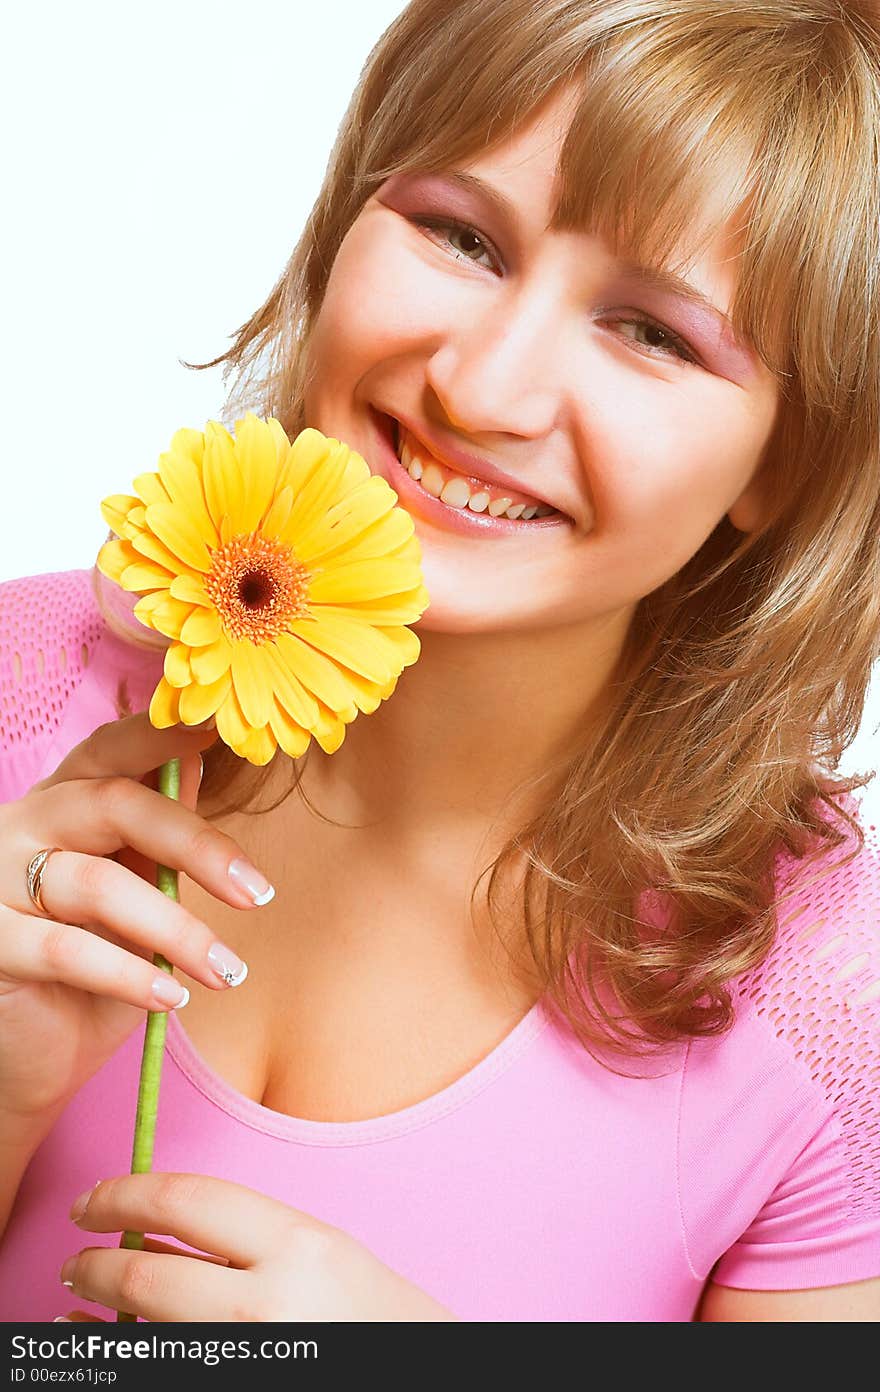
[147,595,193,643]
[274,631,368,711]
[169,573,210,606]
[190,633,233,684]
[311,700,348,755]
[96,538,137,584]
[203,422,244,532]
[333,667,385,714]
[268,699,312,760]
[276,427,334,498]
[100,494,143,538]
[156,448,218,547]
[234,413,280,534]
[130,529,188,575]
[168,426,205,468]
[262,642,321,727]
[230,641,273,727]
[131,592,163,630]
[313,585,430,626]
[178,669,232,724]
[279,442,358,540]
[294,478,400,565]
[144,503,212,572]
[266,416,293,465]
[132,472,170,507]
[148,676,180,728]
[307,556,421,604]
[120,560,175,593]
[180,607,222,647]
[287,614,394,684]
[341,508,416,563]
[260,486,294,540]
[240,722,278,766]
[375,624,421,667]
[164,642,193,688]
[215,685,251,753]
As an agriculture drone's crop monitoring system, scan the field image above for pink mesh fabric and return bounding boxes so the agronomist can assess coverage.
[734,821,880,1222]
[0,569,164,799]
[0,570,103,753]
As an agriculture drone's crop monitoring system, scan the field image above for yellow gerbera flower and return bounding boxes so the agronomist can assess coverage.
[97,413,429,765]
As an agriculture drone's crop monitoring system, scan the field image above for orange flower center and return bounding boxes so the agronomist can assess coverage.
[205,533,311,644]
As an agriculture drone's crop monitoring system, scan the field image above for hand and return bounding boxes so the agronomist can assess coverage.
[55,1173,458,1322]
[0,712,273,1128]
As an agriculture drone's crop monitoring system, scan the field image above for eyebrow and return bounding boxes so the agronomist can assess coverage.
[438,169,740,338]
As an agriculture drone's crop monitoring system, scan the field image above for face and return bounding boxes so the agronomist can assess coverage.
[303,85,780,637]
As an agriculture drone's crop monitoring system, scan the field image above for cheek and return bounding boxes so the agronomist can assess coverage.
[310,219,445,374]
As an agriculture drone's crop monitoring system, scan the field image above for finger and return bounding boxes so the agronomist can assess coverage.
[0,906,191,1012]
[35,712,219,792]
[0,835,240,1002]
[55,1311,104,1323]
[138,1236,230,1266]
[15,776,274,914]
[74,1174,314,1269]
[65,1244,248,1323]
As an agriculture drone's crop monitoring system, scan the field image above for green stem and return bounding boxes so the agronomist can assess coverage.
[116,756,180,1323]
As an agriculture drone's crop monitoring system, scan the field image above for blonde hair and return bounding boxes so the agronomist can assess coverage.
[180,0,880,1073]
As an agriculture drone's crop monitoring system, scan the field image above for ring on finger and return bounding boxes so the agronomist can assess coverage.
[26,847,61,915]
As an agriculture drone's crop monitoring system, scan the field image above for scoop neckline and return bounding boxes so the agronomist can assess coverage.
[165,996,551,1147]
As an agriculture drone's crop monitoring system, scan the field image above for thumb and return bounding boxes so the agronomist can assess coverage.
[178,749,205,812]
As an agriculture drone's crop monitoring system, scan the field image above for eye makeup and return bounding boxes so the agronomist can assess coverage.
[378,169,760,382]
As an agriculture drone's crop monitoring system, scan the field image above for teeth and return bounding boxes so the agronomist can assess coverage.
[487,496,513,517]
[420,462,445,498]
[396,427,559,521]
[440,477,472,508]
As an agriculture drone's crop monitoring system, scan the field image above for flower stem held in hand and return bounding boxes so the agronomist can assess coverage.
[116,755,180,1323]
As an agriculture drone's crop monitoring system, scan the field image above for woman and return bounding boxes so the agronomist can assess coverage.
[1,0,879,1322]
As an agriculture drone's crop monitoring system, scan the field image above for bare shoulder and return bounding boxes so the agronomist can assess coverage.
[696,1274,880,1322]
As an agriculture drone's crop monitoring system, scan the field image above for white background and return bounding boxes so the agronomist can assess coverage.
[2,0,878,798]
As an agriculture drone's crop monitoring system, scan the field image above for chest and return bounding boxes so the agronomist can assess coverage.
[175,825,537,1122]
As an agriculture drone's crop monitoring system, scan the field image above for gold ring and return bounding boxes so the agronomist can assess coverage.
[25,847,60,915]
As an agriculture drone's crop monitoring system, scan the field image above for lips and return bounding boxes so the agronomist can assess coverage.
[369,408,572,536]
[385,413,569,520]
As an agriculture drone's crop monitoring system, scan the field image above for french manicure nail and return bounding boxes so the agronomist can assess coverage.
[207,941,249,988]
[151,974,190,1009]
[228,858,275,906]
[53,1316,71,1322]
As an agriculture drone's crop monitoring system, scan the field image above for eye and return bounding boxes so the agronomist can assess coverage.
[606,316,698,366]
[411,215,497,271]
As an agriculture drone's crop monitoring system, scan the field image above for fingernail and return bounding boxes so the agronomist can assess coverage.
[151,974,190,1009]
[53,1316,71,1322]
[60,1256,77,1287]
[207,941,249,988]
[227,858,275,907]
[69,1191,90,1223]
[70,1180,101,1224]
[196,753,205,788]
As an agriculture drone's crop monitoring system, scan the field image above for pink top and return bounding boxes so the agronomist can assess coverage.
[1,568,879,1322]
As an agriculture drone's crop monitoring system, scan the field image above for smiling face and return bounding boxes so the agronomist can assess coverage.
[303,85,780,637]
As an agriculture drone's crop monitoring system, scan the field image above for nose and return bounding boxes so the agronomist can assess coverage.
[424,275,565,442]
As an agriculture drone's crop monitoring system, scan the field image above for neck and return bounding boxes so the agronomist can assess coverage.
[303,609,633,841]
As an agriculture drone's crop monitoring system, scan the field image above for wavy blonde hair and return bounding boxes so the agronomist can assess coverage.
[175,0,880,1073]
